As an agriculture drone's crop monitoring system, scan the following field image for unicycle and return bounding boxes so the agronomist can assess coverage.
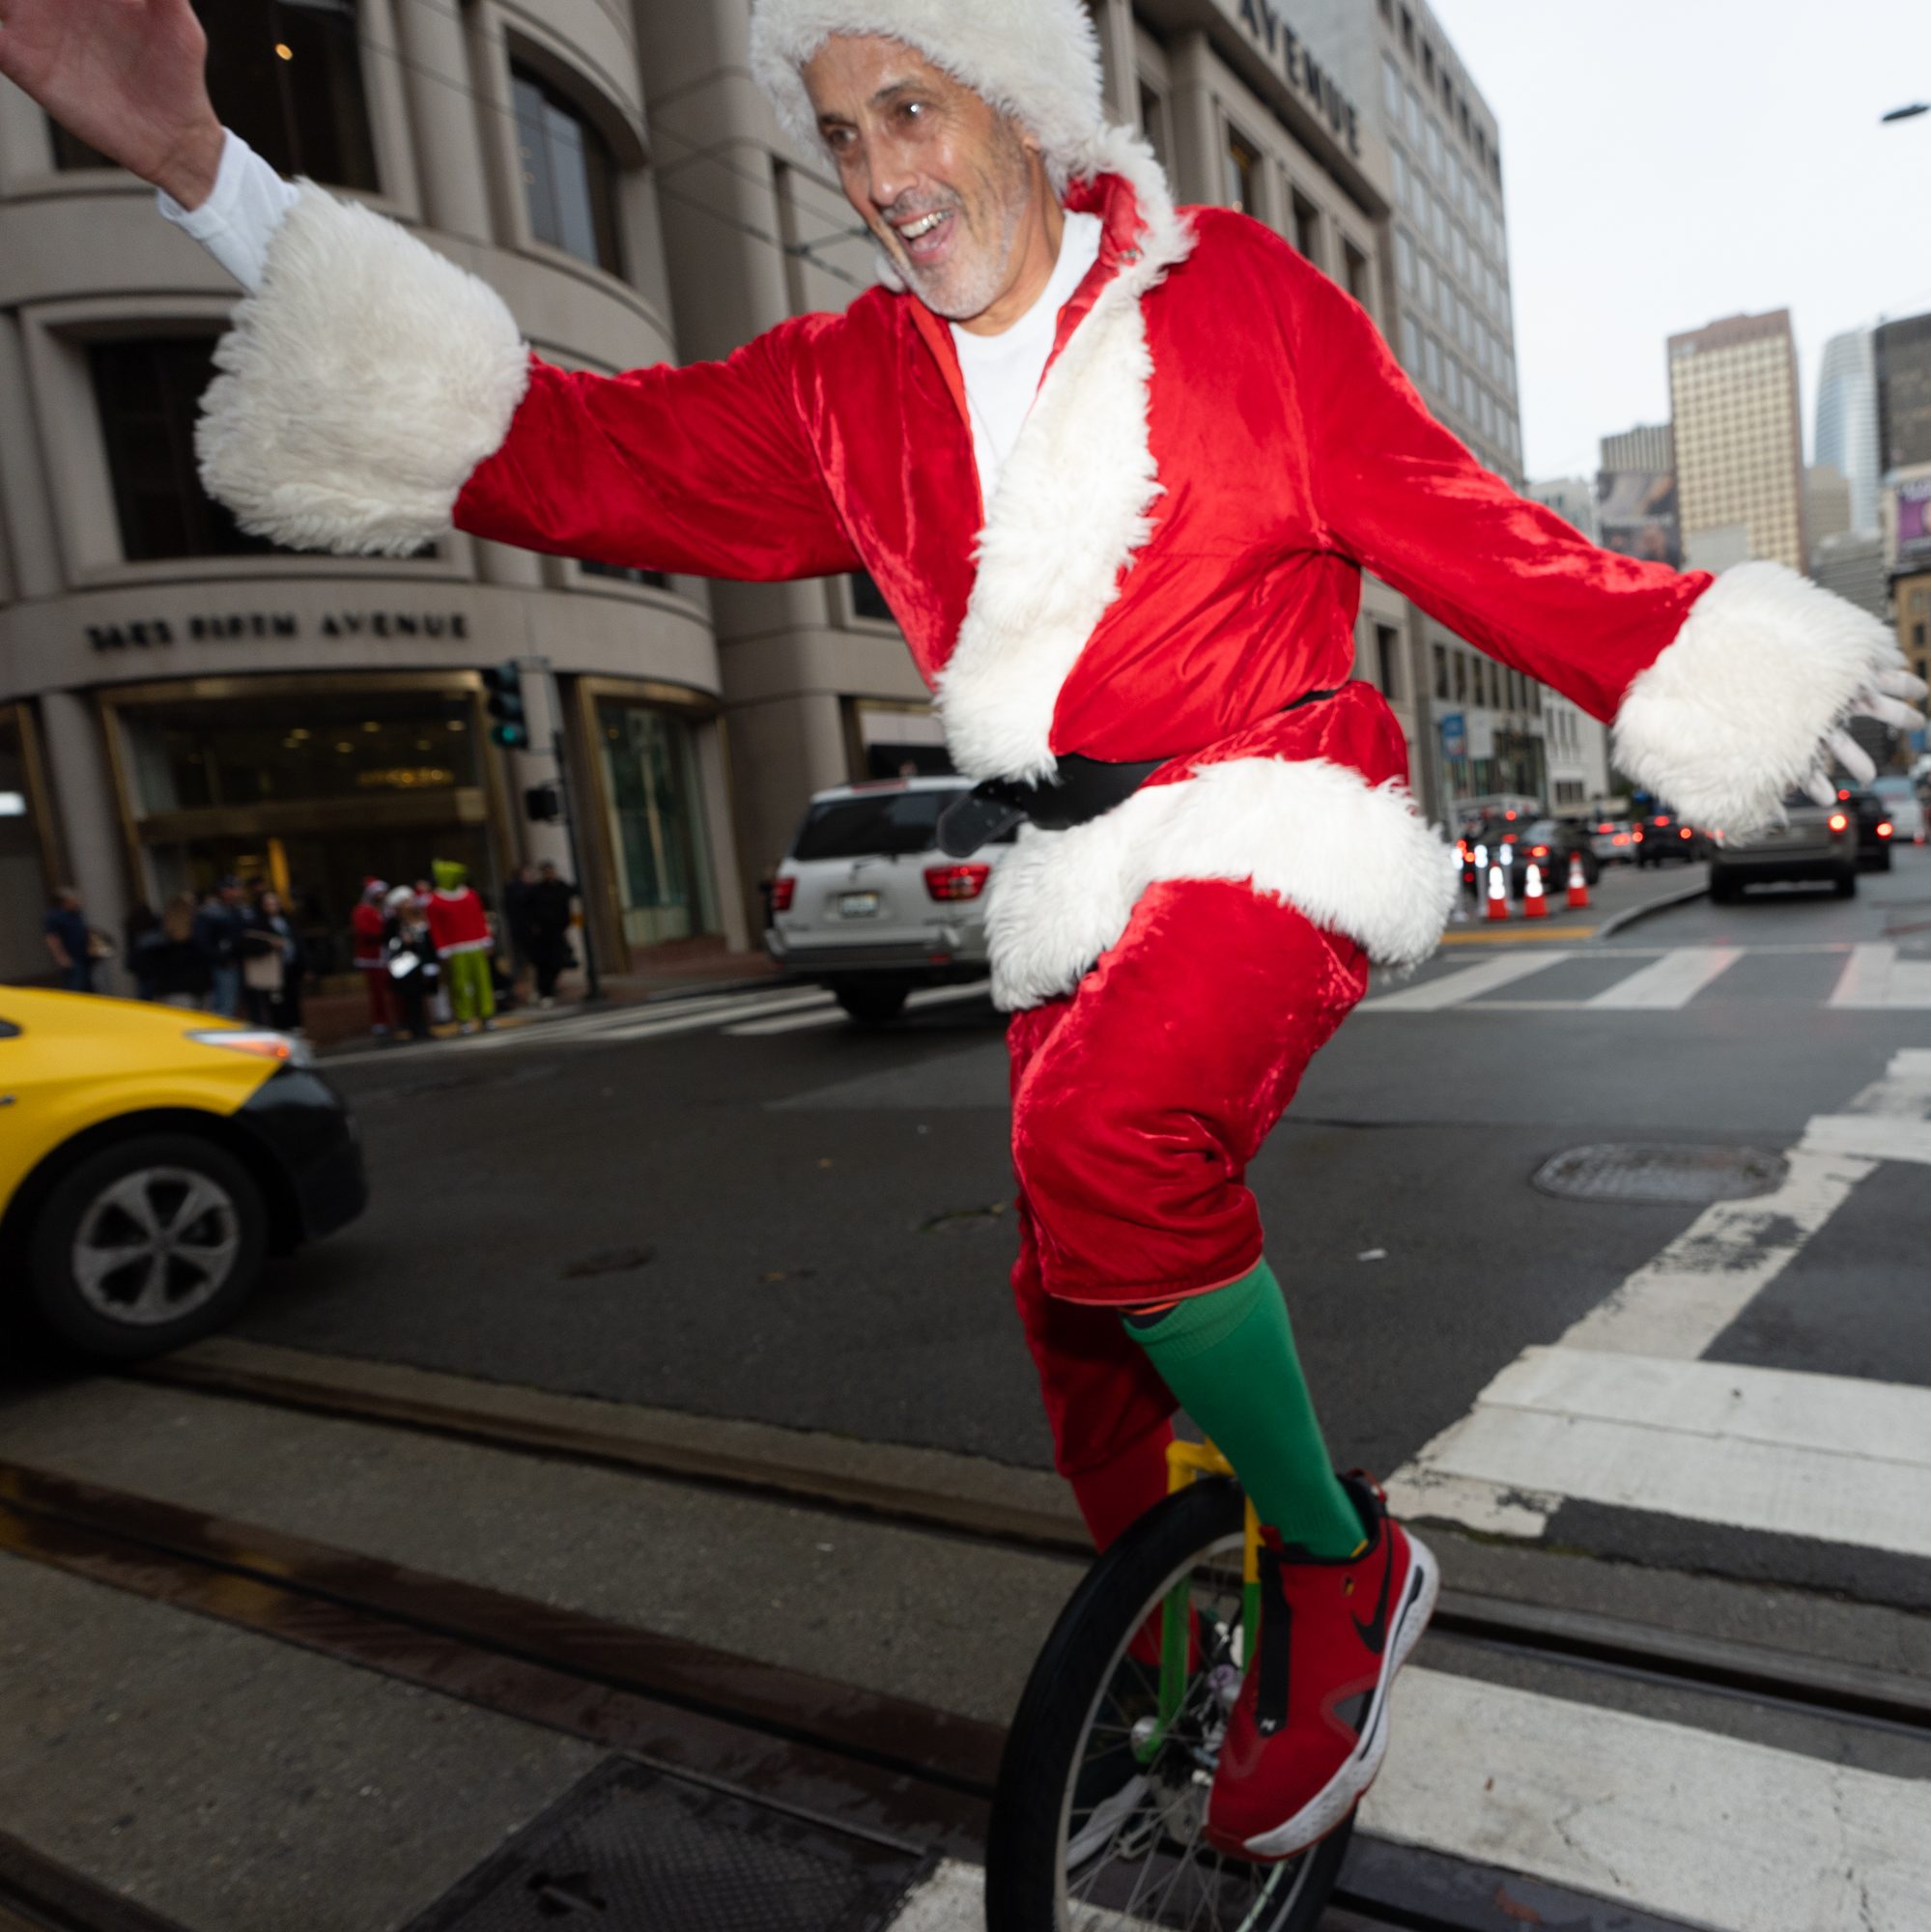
[985,1441,1353,1930]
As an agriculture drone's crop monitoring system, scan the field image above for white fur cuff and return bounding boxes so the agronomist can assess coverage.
[1611,562,1902,838]
[985,756,1459,1010]
[197,185,531,555]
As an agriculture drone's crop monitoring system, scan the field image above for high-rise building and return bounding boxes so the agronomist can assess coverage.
[1667,310,1807,575]
[1810,532,1887,624]
[1815,327,1880,534]
[1600,424,1674,475]
[1876,313,1931,475]
[1806,465,1854,554]
[1595,423,1680,568]
[1525,481,1611,806]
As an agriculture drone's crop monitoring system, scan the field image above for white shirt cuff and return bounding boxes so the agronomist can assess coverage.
[156,128,302,293]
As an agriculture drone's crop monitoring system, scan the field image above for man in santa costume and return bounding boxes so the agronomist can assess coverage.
[424,859,497,1035]
[9,0,1920,1861]
[350,875,399,1042]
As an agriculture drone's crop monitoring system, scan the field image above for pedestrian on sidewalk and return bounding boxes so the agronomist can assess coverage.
[502,863,537,1000]
[351,875,401,1041]
[193,877,246,1017]
[43,886,96,993]
[383,884,441,1040]
[425,859,496,1034]
[139,893,213,1008]
[124,899,161,1001]
[525,861,578,1007]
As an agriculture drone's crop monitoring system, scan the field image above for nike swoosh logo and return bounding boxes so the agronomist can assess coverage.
[1351,1541,1395,1655]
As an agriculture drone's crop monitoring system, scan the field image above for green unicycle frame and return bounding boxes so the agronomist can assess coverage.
[1137,1436,1260,1766]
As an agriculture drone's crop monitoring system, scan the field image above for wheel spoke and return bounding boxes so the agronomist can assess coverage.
[72,1242,153,1295]
[127,1253,174,1320]
[98,1173,162,1238]
[162,1176,227,1237]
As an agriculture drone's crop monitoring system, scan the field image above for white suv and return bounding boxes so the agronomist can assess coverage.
[764,777,1012,1021]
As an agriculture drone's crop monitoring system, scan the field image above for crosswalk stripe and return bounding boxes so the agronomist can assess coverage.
[593,989,835,1040]
[1830,941,1931,1009]
[461,988,800,1049]
[1364,951,1575,1010]
[725,980,993,1037]
[1362,1667,1931,1932]
[1583,945,1742,1009]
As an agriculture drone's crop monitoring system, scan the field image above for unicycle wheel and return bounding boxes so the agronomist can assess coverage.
[985,1476,1353,1930]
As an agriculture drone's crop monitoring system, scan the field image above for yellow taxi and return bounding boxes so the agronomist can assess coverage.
[0,988,366,1361]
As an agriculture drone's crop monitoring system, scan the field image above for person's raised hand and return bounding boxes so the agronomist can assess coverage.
[0,0,223,207]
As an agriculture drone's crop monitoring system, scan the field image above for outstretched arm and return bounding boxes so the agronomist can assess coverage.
[1292,252,1923,835]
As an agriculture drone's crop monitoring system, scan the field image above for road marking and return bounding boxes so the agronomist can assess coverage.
[1830,941,1931,1009]
[1364,1668,1931,1932]
[1584,945,1742,1009]
[726,981,993,1037]
[1402,1347,1931,1559]
[595,990,835,1040]
[1556,1147,1876,1359]
[1802,1114,1931,1165]
[458,987,808,1048]
[1364,951,1574,1010]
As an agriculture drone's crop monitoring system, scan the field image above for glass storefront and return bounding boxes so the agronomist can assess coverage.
[0,706,53,983]
[593,696,717,951]
[108,679,503,978]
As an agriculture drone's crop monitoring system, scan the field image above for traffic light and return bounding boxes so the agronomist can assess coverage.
[524,781,562,824]
[482,662,528,749]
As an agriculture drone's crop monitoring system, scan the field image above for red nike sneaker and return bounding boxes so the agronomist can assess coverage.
[1204,1474,1437,1861]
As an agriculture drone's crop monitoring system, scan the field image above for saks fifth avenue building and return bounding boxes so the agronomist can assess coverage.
[0,0,1526,989]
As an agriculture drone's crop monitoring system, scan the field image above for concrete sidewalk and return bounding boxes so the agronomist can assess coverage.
[1439,858,1705,947]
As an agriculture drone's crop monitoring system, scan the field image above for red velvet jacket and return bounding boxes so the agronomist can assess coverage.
[203,132,1894,1008]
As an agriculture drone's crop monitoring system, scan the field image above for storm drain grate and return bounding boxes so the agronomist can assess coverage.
[1531,1143,1788,1205]
[406,1758,931,1932]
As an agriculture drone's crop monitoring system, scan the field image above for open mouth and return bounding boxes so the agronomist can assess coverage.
[892,208,955,264]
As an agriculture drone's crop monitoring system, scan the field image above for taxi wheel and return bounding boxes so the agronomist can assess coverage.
[833,980,911,1025]
[24,1133,269,1362]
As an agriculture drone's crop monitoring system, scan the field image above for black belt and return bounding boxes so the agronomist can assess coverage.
[937,689,1341,860]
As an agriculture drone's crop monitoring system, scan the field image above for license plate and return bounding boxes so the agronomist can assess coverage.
[838,892,880,918]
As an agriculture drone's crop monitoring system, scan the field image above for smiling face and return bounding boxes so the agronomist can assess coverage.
[801,34,1061,332]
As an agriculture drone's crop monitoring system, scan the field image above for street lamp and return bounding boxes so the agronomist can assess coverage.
[1881,102,1929,123]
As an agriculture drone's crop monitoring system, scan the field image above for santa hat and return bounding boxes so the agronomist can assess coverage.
[361,876,389,899]
[749,0,1106,191]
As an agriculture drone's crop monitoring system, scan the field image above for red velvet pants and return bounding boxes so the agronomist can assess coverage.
[1006,877,1370,1550]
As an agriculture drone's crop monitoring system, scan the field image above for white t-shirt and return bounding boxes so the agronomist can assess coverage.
[159,132,1101,500]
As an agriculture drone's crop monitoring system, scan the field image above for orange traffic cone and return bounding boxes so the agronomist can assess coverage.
[1566,851,1591,909]
[1522,863,1548,919]
[1486,864,1511,922]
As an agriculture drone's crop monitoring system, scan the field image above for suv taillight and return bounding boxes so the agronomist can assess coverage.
[1829,812,1849,834]
[924,864,991,902]
[769,876,796,913]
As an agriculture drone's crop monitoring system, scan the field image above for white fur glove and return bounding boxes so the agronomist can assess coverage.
[1802,666,1929,808]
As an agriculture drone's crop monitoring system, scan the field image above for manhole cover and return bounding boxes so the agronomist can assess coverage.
[1531,1144,1788,1205]
[406,1758,929,1932]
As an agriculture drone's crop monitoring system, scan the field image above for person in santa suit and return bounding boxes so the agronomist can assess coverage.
[350,876,399,1042]
[11,0,1919,1861]
[423,860,497,1035]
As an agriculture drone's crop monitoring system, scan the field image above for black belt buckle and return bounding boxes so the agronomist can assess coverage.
[937,785,1028,858]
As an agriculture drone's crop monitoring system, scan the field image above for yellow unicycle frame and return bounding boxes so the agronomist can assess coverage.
[1143,1437,1261,1763]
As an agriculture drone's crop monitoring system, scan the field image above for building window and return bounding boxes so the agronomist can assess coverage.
[1383,55,1403,119]
[849,570,895,623]
[1223,126,1262,215]
[1139,83,1170,171]
[92,337,285,561]
[1401,313,1421,367]
[1390,145,1409,210]
[60,0,379,187]
[1425,117,1442,176]
[1344,241,1372,308]
[1290,190,1321,266]
[1375,625,1401,700]
[1396,229,1416,291]
[512,64,623,274]
[581,559,669,590]
[1453,652,1466,703]
[1419,254,1435,311]
[1405,87,1423,144]
[1434,643,1449,699]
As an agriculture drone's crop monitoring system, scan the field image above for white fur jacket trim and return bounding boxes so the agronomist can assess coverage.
[985,755,1459,1010]
[197,185,530,556]
[1613,561,1904,837]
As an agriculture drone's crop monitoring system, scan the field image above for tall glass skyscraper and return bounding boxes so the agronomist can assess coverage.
[1815,328,1880,536]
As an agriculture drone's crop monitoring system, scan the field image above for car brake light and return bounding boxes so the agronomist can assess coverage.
[924,863,991,901]
[1597,822,1613,833]
[1633,830,1644,841]
[1830,812,1849,833]
[769,876,796,913]
[1680,827,1691,838]
[1878,822,1894,838]
[186,1029,312,1067]
[1655,814,1671,827]
[1837,788,1851,802]
[1532,845,1548,858]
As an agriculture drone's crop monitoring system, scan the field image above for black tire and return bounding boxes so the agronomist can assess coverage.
[1709,871,1739,904]
[985,1478,1352,1932]
[832,980,911,1025]
[1833,870,1859,899]
[21,1132,268,1362]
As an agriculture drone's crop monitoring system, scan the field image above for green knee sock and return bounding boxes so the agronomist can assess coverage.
[1122,1261,1366,1558]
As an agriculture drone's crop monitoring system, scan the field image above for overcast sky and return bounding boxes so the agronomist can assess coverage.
[1428,0,1931,482]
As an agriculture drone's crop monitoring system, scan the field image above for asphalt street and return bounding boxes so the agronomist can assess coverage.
[5,847,1930,1932]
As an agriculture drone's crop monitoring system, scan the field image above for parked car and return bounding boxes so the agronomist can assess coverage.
[1707,795,1858,902]
[1839,787,1894,871]
[1519,818,1602,893]
[0,990,366,1361]
[1634,810,1705,867]
[1869,775,1926,848]
[765,777,1013,1021]
[1589,817,1640,867]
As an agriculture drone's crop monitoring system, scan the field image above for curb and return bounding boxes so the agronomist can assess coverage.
[1594,880,1709,941]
